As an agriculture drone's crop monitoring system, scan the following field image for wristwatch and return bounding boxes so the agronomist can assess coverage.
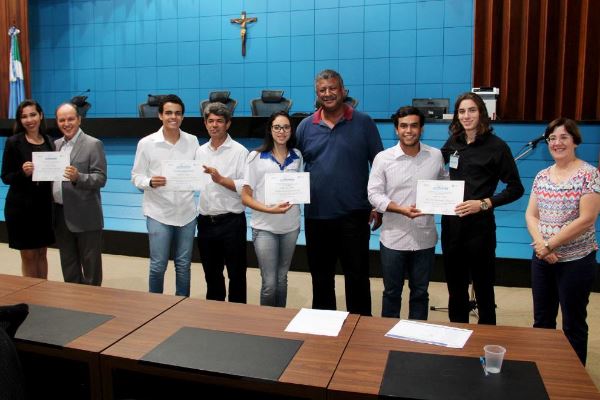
[544,241,552,252]
[480,200,489,211]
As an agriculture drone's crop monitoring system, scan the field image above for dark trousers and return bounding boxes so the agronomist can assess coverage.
[441,214,496,325]
[54,205,103,286]
[304,210,372,316]
[197,212,247,303]
[532,251,596,365]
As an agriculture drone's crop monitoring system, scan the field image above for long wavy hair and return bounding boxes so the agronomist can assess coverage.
[13,99,46,135]
[255,111,296,154]
[449,92,493,138]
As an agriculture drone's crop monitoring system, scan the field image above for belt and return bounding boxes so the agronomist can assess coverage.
[198,213,239,224]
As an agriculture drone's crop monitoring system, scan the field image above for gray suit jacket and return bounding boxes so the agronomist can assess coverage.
[55,130,107,232]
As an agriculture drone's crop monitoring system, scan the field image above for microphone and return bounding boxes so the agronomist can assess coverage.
[527,134,546,148]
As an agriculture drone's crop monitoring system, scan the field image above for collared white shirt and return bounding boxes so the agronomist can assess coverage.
[52,129,81,204]
[195,134,248,216]
[131,127,199,226]
[244,149,303,234]
[368,142,448,251]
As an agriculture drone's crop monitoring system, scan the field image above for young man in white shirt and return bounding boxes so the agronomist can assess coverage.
[196,102,249,303]
[131,94,199,296]
[367,106,447,319]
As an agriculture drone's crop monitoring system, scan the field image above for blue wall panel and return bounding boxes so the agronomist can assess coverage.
[1,123,597,262]
[29,0,473,118]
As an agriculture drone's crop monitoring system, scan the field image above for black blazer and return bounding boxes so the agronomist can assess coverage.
[1,132,55,213]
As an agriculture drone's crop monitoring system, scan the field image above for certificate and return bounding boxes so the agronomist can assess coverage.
[264,172,310,204]
[32,152,69,181]
[162,160,203,191]
[416,180,464,215]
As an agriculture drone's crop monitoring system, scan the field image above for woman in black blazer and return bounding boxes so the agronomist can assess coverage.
[1,100,55,278]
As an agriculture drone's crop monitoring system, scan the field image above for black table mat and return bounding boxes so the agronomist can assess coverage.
[15,304,114,347]
[141,327,303,381]
[379,351,549,400]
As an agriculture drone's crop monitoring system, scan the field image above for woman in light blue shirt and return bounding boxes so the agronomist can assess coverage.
[242,111,303,307]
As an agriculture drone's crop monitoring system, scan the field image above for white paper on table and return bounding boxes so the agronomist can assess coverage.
[284,308,349,337]
[385,320,473,348]
[264,172,310,205]
[32,151,69,181]
[415,179,464,215]
[161,160,203,191]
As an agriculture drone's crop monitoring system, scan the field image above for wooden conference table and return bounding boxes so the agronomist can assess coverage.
[0,274,598,399]
[0,279,183,399]
[100,298,359,399]
[328,316,600,400]
[0,273,43,297]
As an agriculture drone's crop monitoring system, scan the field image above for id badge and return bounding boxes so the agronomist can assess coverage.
[449,152,459,169]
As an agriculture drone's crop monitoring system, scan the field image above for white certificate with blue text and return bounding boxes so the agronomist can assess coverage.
[32,151,69,181]
[416,180,464,215]
[162,160,203,191]
[264,172,310,204]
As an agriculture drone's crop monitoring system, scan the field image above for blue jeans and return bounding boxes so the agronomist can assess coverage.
[252,228,299,307]
[147,217,196,297]
[380,244,435,320]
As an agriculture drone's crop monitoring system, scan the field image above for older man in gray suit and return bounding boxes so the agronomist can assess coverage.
[53,103,107,286]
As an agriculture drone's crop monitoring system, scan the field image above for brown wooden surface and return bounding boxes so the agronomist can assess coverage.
[0,280,184,352]
[473,0,600,121]
[0,280,183,399]
[0,0,30,118]
[0,273,42,298]
[101,298,359,399]
[328,317,600,400]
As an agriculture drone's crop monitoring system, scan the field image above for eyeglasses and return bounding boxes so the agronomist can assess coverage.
[272,124,291,133]
[546,135,572,144]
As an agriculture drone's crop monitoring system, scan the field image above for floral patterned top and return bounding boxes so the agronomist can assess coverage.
[532,161,600,262]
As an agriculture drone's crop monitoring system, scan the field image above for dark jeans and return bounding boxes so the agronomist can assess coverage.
[441,214,497,325]
[532,251,597,365]
[304,210,372,316]
[380,244,435,320]
[197,213,247,303]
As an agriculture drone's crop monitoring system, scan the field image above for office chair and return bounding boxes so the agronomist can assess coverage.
[314,89,359,109]
[70,95,91,118]
[138,94,169,118]
[0,303,29,400]
[200,91,238,116]
[250,90,292,117]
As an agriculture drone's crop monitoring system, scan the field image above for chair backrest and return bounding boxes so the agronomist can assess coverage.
[200,91,237,116]
[344,95,359,109]
[70,95,92,117]
[314,89,359,110]
[250,90,292,117]
[138,94,168,118]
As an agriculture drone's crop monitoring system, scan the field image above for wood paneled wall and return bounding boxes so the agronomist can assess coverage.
[473,0,600,121]
[0,0,29,119]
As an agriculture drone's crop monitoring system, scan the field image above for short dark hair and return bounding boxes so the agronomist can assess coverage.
[391,106,425,128]
[14,99,46,134]
[203,102,232,123]
[545,118,582,145]
[255,111,296,154]
[449,92,493,137]
[55,102,80,118]
[158,94,185,115]
[314,69,345,89]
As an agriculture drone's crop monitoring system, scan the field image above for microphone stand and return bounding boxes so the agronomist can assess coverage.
[514,144,536,161]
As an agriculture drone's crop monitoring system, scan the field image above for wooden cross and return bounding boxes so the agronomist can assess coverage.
[230,11,257,57]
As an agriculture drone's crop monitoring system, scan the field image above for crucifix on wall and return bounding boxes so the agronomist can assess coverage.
[230,11,257,57]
